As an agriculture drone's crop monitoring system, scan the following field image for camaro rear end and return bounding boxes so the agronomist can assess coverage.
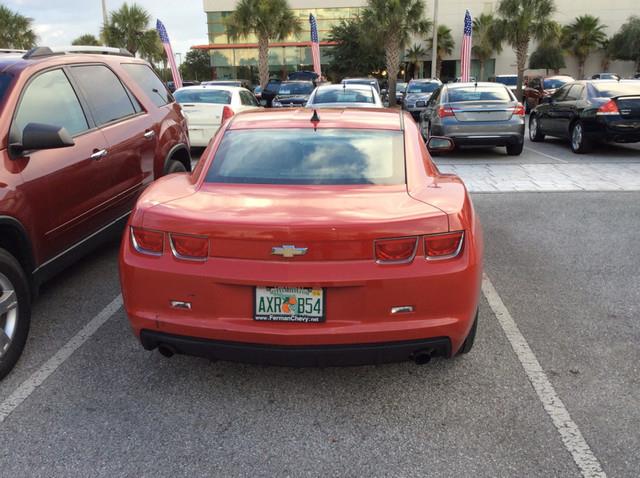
[120,108,483,366]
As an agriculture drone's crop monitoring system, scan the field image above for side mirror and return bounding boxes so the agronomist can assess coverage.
[426,136,455,154]
[10,123,74,157]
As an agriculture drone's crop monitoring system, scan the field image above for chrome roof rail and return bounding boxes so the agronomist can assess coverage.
[23,45,134,59]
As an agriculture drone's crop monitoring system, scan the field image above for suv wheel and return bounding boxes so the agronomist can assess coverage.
[570,121,592,154]
[166,160,187,174]
[0,248,31,380]
[529,114,545,142]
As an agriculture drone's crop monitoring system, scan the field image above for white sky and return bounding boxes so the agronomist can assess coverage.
[5,0,209,57]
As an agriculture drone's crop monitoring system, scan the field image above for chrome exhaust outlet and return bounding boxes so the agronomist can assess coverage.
[158,344,176,358]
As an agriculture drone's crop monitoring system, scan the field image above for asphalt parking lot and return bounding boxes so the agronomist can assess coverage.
[0,132,638,477]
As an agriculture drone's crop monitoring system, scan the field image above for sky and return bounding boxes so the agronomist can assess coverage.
[5,0,209,57]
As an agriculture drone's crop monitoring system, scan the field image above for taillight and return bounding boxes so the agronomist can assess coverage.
[222,105,235,122]
[424,231,464,260]
[169,233,209,261]
[597,99,620,115]
[375,237,418,264]
[512,103,525,116]
[131,227,164,256]
[438,105,456,118]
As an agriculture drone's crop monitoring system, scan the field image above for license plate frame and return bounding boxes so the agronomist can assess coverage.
[254,287,325,323]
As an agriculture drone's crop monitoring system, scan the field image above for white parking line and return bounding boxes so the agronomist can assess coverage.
[0,295,123,425]
[482,274,606,478]
[523,145,569,163]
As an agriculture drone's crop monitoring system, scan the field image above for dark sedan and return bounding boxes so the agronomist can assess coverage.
[529,80,640,153]
[272,81,315,108]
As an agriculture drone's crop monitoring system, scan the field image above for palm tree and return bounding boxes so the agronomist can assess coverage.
[529,20,565,74]
[72,34,101,46]
[494,0,556,101]
[362,0,431,106]
[102,2,152,56]
[609,16,640,73]
[0,5,37,50]
[405,44,426,79]
[225,0,301,89]
[562,15,607,79]
[428,25,454,80]
[472,14,502,81]
[600,38,613,72]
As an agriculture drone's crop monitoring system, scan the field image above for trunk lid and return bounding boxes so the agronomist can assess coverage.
[180,103,224,128]
[615,95,640,119]
[144,184,448,261]
[450,101,517,122]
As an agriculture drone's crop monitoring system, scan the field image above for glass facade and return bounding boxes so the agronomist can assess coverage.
[205,7,362,81]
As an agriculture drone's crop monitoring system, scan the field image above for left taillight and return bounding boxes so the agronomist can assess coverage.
[375,237,419,264]
[131,227,164,256]
[597,99,620,116]
[222,105,235,122]
[169,233,209,261]
[424,231,464,260]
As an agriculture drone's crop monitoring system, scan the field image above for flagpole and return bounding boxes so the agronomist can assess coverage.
[101,0,108,46]
[430,0,439,79]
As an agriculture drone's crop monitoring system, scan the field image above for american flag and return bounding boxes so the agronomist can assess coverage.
[460,10,472,82]
[309,14,322,77]
[157,19,183,90]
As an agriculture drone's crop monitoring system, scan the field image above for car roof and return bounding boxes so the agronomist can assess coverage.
[446,81,509,89]
[409,78,440,83]
[0,51,147,75]
[343,78,378,82]
[228,108,401,131]
[315,84,374,91]
[175,85,245,93]
[280,80,313,84]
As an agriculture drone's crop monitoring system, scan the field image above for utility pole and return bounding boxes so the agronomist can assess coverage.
[101,0,108,46]
[430,0,439,79]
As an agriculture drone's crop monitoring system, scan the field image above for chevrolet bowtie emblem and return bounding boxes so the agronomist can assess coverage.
[272,245,308,258]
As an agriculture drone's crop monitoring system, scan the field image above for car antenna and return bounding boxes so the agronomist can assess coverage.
[310,109,320,131]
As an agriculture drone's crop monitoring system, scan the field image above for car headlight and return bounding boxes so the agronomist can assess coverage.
[272,100,282,107]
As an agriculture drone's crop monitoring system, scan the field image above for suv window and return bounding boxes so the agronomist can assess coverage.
[239,90,258,106]
[0,73,12,104]
[12,69,88,139]
[564,84,584,101]
[72,65,136,126]
[121,63,172,107]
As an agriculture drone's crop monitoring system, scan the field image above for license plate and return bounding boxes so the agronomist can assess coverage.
[254,287,324,323]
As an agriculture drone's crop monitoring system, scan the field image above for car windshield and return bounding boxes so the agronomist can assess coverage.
[544,78,571,89]
[448,86,512,102]
[494,76,517,86]
[174,89,232,104]
[0,73,11,104]
[206,129,405,185]
[407,82,439,94]
[278,82,313,95]
[591,82,640,98]
[396,83,407,92]
[313,88,375,104]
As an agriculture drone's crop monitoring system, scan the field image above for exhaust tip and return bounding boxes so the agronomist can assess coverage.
[412,349,433,365]
[158,344,176,358]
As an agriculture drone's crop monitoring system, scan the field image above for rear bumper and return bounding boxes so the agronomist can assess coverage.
[432,122,524,146]
[140,330,452,366]
[188,126,219,147]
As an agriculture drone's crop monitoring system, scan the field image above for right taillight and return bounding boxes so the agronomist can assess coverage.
[375,237,419,264]
[438,105,456,118]
[169,233,209,261]
[222,105,235,122]
[424,231,464,260]
[131,227,164,256]
[512,103,525,116]
[597,99,620,115]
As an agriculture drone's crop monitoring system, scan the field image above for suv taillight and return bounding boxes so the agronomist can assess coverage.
[222,106,235,122]
[375,237,418,263]
[424,231,464,260]
[597,99,620,115]
[169,233,209,261]
[131,227,164,256]
[438,105,455,118]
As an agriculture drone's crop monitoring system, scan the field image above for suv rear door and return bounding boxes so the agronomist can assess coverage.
[10,67,114,261]
[69,64,156,218]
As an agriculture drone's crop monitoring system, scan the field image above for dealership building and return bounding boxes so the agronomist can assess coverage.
[197,0,638,82]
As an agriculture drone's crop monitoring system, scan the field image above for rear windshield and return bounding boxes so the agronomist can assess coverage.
[544,78,571,89]
[313,88,374,104]
[407,82,439,94]
[0,73,11,104]
[206,129,405,185]
[278,82,313,95]
[448,86,512,102]
[591,82,640,98]
[494,76,517,86]
[174,89,232,104]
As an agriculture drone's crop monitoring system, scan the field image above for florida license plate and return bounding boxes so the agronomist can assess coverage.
[254,287,324,323]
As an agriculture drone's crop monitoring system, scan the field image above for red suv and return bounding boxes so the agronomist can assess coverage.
[0,46,191,378]
[524,75,574,112]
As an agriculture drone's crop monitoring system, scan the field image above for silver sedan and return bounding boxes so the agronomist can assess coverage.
[419,82,526,155]
[306,84,383,108]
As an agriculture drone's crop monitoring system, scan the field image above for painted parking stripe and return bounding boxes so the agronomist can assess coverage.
[0,295,123,424]
[524,145,569,163]
[482,274,606,478]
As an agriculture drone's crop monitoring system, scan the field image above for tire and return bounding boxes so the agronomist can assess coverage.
[165,159,187,174]
[506,141,524,156]
[529,114,545,142]
[0,248,31,380]
[457,309,478,355]
[570,121,593,154]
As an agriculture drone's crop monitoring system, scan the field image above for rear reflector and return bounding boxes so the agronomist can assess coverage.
[222,105,235,122]
[438,105,456,118]
[597,99,620,115]
[131,227,164,256]
[169,233,209,261]
[424,231,464,260]
[512,103,525,116]
[375,237,418,263]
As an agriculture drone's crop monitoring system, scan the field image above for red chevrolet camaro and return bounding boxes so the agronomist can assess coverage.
[119,108,483,366]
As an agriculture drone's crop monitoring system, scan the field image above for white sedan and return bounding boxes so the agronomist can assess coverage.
[173,85,261,147]
[305,84,383,109]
